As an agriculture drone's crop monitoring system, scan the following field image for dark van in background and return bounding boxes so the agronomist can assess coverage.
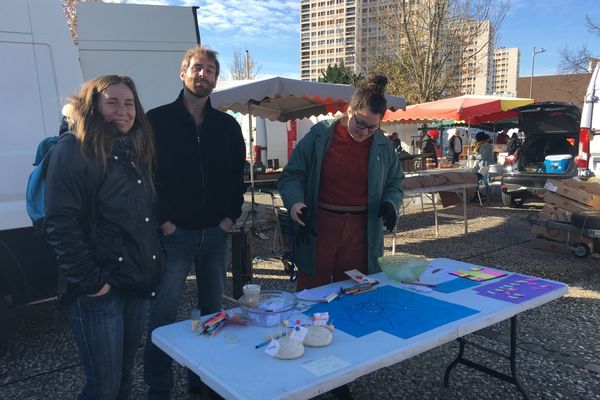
[500,102,581,208]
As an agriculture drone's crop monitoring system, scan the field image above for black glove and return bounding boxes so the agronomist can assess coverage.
[295,206,317,246]
[378,202,397,232]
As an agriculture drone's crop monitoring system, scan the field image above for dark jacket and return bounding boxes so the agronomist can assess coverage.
[148,91,246,229]
[421,136,439,165]
[45,135,165,304]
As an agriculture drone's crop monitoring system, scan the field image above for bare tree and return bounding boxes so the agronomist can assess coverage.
[228,49,262,80]
[365,0,509,104]
[559,15,600,74]
[586,14,600,34]
[62,0,104,44]
[559,46,593,74]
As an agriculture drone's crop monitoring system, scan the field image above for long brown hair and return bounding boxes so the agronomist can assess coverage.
[349,73,389,117]
[68,75,155,180]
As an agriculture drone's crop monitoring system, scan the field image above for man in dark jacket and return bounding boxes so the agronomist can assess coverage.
[421,129,440,166]
[144,46,246,399]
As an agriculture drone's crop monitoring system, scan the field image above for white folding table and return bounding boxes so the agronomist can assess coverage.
[152,258,567,400]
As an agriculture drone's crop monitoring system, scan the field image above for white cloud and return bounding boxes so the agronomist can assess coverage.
[194,0,299,38]
[100,0,300,41]
[102,0,172,5]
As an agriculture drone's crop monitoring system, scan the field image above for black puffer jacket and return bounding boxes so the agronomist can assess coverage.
[45,134,165,304]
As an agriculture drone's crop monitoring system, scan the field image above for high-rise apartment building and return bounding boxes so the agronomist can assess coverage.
[460,20,494,95]
[300,0,518,97]
[300,0,357,81]
[491,47,520,96]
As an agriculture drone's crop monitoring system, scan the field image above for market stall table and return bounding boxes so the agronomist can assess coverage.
[152,258,567,400]
[393,169,479,251]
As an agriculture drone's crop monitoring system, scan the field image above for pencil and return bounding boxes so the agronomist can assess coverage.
[351,287,377,295]
[254,335,281,349]
[209,320,226,337]
[401,281,436,288]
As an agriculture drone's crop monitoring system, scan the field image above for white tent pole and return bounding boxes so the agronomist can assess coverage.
[467,123,472,167]
[248,103,256,232]
[248,103,254,189]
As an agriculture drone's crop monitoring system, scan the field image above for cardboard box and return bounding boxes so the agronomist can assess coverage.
[544,191,594,213]
[531,221,590,242]
[531,234,595,256]
[531,224,570,242]
[545,179,600,208]
[540,204,572,223]
[531,237,571,255]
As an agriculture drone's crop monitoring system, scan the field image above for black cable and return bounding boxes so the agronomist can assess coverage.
[0,362,81,388]
[460,238,532,260]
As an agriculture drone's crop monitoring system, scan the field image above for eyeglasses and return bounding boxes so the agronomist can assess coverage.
[353,115,379,132]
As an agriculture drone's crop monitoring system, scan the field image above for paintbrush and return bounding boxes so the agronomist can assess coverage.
[222,294,242,305]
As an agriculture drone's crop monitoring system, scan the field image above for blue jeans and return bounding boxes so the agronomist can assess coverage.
[69,290,147,400]
[144,226,228,400]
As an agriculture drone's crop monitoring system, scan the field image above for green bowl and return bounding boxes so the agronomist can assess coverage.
[377,255,429,283]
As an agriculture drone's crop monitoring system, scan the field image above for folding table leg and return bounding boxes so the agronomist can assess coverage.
[431,192,439,237]
[443,316,530,400]
[462,187,468,234]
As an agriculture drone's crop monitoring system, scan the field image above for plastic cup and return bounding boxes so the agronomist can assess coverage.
[190,309,202,333]
[242,284,261,307]
[224,333,239,344]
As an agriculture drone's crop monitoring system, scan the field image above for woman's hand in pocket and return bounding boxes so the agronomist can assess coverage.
[87,283,111,297]
[219,217,233,232]
[161,221,177,236]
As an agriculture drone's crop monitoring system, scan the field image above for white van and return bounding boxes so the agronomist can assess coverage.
[0,0,198,338]
[578,62,600,177]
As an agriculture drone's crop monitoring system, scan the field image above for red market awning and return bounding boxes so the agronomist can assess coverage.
[382,95,534,125]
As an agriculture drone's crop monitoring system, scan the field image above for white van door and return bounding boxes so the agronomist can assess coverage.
[581,62,600,176]
[0,0,83,230]
[77,2,199,111]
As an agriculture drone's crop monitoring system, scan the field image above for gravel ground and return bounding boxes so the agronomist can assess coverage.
[1,190,599,400]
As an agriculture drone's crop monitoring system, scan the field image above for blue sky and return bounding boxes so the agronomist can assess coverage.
[112,0,600,79]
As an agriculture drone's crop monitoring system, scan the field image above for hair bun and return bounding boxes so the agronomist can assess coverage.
[362,73,388,95]
[350,72,388,116]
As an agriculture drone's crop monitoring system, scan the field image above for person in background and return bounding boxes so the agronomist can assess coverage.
[474,131,495,170]
[448,129,463,164]
[421,129,440,166]
[45,75,164,399]
[390,131,402,152]
[278,73,404,292]
[506,129,521,156]
[496,128,510,145]
[144,46,246,399]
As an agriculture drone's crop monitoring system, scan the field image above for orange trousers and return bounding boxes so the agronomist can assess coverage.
[296,208,368,291]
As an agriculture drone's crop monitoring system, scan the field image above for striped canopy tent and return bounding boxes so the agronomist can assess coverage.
[382,95,534,125]
[212,76,406,122]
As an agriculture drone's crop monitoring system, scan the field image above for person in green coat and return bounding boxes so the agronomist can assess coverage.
[278,73,404,290]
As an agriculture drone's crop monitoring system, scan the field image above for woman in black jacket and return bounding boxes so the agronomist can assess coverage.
[45,75,164,400]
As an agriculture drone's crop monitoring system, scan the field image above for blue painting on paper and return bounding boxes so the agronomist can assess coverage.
[309,285,479,338]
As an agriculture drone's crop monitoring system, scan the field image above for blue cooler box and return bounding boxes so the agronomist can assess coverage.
[544,154,572,173]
